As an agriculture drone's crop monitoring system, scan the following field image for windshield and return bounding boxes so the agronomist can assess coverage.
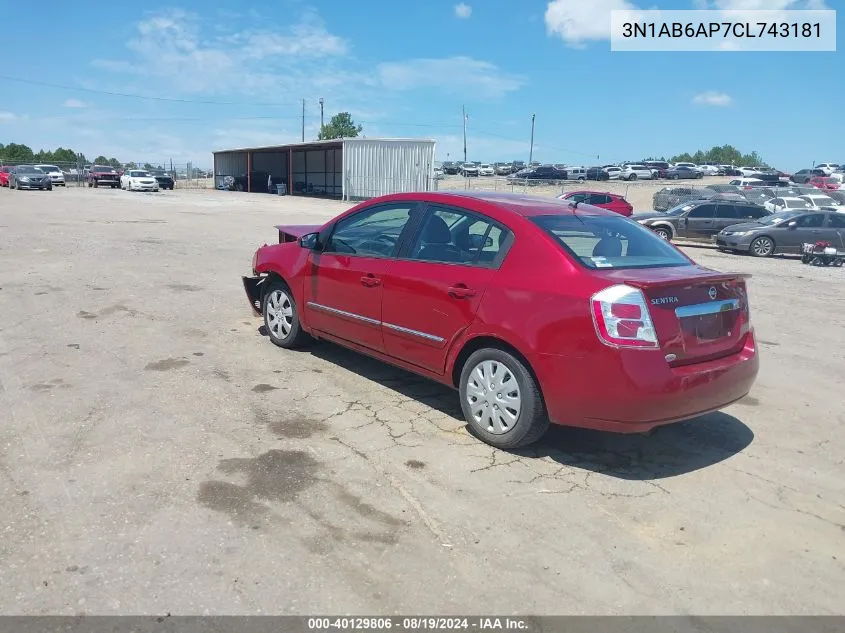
[805,196,835,206]
[17,166,43,174]
[38,165,59,172]
[532,215,690,270]
[129,170,151,177]
[665,203,696,215]
[760,211,804,225]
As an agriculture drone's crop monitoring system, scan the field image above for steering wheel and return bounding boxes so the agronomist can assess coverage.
[358,234,397,256]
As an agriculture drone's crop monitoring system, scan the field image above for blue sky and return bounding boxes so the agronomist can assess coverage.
[0,0,840,170]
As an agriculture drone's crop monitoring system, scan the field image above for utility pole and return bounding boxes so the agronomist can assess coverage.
[319,98,324,136]
[301,99,305,142]
[528,113,536,165]
[462,105,467,163]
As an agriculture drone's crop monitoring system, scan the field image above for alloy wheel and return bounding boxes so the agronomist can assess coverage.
[266,289,294,339]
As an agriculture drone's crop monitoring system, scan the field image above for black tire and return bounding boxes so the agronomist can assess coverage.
[801,253,811,264]
[262,279,311,349]
[672,174,680,180]
[578,176,585,182]
[236,183,245,192]
[749,236,775,257]
[93,179,98,188]
[628,174,637,181]
[88,181,93,187]
[458,347,549,449]
[46,185,52,191]
[653,226,673,241]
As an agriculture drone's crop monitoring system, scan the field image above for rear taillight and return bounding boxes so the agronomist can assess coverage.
[591,284,659,349]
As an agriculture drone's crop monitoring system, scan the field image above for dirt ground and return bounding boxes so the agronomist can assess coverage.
[0,186,842,615]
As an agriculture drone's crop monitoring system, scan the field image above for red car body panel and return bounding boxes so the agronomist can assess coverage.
[247,192,758,433]
[0,166,11,187]
[808,177,840,191]
[560,190,634,217]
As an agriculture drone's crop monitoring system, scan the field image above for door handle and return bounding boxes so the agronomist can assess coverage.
[448,285,477,299]
[360,274,381,287]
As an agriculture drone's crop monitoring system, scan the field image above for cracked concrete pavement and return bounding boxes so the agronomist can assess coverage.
[0,187,843,615]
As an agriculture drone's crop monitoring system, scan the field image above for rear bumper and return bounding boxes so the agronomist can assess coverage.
[242,275,264,315]
[536,331,759,433]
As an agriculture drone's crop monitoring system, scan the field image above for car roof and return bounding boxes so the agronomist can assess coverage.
[379,191,617,218]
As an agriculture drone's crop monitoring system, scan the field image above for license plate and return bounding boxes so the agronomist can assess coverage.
[691,314,728,342]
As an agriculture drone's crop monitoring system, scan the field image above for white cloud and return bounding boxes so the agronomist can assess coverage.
[700,0,828,8]
[455,3,472,18]
[377,57,524,98]
[0,111,18,121]
[545,0,643,46]
[692,91,732,106]
[63,99,89,108]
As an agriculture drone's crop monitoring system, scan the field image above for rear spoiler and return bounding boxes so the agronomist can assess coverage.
[623,272,751,290]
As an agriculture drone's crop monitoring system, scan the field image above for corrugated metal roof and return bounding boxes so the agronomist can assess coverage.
[213,137,436,154]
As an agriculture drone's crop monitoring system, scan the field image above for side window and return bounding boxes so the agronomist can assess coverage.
[795,214,824,228]
[568,193,588,203]
[588,194,612,205]
[827,214,845,229]
[408,206,508,266]
[715,205,738,219]
[742,207,768,219]
[325,204,417,257]
[687,205,715,218]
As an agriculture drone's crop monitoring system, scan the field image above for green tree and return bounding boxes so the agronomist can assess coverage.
[143,163,153,170]
[318,112,362,140]
[124,162,137,170]
[93,155,109,165]
[107,158,122,168]
[667,145,768,167]
[0,143,35,162]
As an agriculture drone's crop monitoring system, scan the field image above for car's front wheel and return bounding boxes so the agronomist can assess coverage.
[262,280,311,349]
[749,236,775,257]
[653,226,672,241]
[628,174,637,181]
[459,348,549,449]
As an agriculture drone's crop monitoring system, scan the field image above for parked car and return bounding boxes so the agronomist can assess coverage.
[120,169,160,192]
[738,166,762,177]
[442,161,460,175]
[9,165,52,190]
[585,167,610,181]
[564,167,588,181]
[603,166,622,180]
[494,163,513,176]
[652,186,721,212]
[87,165,120,188]
[672,162,700,172]
[643,161,670,175]
[618,164,653,181]
[722,166,743,176]
[791,168,826,184]
[729,178,767,189]
[716,211,845,257]
[461,163,480,177]
[665,165,704,180]
[508,165,567,182]
[150,170,175,190]
[0,166,12,187]
[634,200,769,241]
[558,191,633,217]
[798,194,844,211]
[478,164,495,177]
[698,164,720,175]
[815,163,841,175]
[242,191,758,449]
[763,197,813,213]
[825,190,845,206]
[808,176,840,191]
[34,164,65,186]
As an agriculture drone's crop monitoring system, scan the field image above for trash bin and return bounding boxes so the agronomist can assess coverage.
[276,183,287,196]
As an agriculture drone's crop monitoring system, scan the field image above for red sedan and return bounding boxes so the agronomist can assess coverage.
[243,192,758,449]
[0,166,12,187]
[808,176,840,191]
[558,190,634,217]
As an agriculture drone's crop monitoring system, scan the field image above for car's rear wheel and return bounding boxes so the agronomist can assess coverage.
[262,280,311,349]
[653,226,672,241]
[628,174,637,181]
[459,348,548,449]
[749,236,775,257]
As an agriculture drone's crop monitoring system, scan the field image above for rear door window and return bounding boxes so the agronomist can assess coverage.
[532,215,690,270]
[715,205,738,219]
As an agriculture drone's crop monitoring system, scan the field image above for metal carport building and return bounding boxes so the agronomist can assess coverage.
[212,137,436,201]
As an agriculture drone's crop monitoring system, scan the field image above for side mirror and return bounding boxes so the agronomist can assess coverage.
[786,221,797,229]
[299,232,322,251]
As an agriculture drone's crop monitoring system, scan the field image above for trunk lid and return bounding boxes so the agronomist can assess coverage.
[596,266,751,365]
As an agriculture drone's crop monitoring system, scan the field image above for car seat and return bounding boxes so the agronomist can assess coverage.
[592,237,623,258]
[415,215,462,262]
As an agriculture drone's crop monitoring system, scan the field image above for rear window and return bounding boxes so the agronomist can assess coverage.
[532,215,690,270]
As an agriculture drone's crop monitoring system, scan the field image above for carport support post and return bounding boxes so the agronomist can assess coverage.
[529,113,535,165]
[247,151,252,193]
